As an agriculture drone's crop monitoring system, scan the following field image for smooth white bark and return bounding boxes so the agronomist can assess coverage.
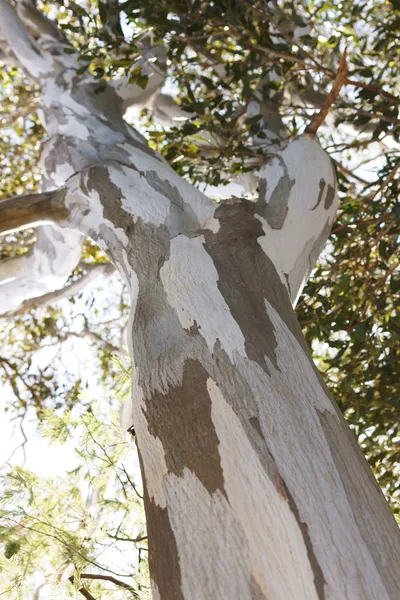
[0,227,82,314]
[0,260,114,317]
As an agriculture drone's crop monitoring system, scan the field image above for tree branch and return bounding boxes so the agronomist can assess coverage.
[305,51,348,135]
[0,253,32,284]
[61,328,125,359]
[69,573,139,597]
[0,225,83,316]
[68,577,97,600]
[0,0,53,78]
[15,0,67,45]
[0,189,69,235]
[0,262,115,318]
[108,533,147,543]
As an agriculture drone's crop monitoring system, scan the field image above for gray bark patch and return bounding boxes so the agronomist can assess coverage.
[144,359,225,496]
[209,345,280,484]
[258,178,267,207]
[324,184,335,210]
[249,416,264,439]
[86,164,132,229]
[257,159,295,230]
[147,170,184,210]
[317,408,400,599]
[311,179,326,211]
[311,179,335,212]
[146,170,201,235]
[128,220,193,396]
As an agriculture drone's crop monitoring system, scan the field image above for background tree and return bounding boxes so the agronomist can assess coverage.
[0,0,399,598]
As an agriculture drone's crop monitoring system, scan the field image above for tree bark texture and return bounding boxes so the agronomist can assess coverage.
[0,2,399,598]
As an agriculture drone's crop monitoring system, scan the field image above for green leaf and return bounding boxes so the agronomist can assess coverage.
[69,1,89,18]
[4,540,21,559]
[354,322,366,343]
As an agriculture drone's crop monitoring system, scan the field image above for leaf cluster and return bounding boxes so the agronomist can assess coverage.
[0,403,148,599]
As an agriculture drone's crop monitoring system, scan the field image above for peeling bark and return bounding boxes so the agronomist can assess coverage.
[0,3,399,599]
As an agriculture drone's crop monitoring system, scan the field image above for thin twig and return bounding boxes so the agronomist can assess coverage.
[68,577,97,600]
[121,463,143,499]
[5,409,28,464]
[369,159,400,202]
[108,533,147,543]
[332,159,371,185]
[69,573,139,597]
[331,215,392,234]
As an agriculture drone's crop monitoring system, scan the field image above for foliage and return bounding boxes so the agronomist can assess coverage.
[0,259,129,417]
[0,402,148,599]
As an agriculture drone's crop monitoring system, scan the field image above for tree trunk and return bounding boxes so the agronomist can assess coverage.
[0,3,399,598]
[125,202,399,600]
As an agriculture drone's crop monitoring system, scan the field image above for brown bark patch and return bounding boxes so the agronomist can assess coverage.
[280,478,326,600]
[256,157,295,230]
[139,449,184,600]
[86,165,131,229]
[144,359,225,496]
[146,498,184,600]
[183,321,201,336]
[204,200,308,372]
[275,472,289,503]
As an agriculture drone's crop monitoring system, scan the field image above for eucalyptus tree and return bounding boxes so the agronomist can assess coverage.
[0,0,399,599]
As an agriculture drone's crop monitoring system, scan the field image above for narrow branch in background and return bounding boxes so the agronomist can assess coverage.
[5,408,28,464]
[369,159,400,201]
[305,51,347,135]
[0,0,52,78]
[15,0,67,43]
[121,463,143,499]
[0,189,69,235]
[331,215,393,234]
[61,329,125,360]
[68,577,97,600]
[108,533,147,543]
[332,159,372,185]
[0,262,116,319]
[69,573,139,597]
